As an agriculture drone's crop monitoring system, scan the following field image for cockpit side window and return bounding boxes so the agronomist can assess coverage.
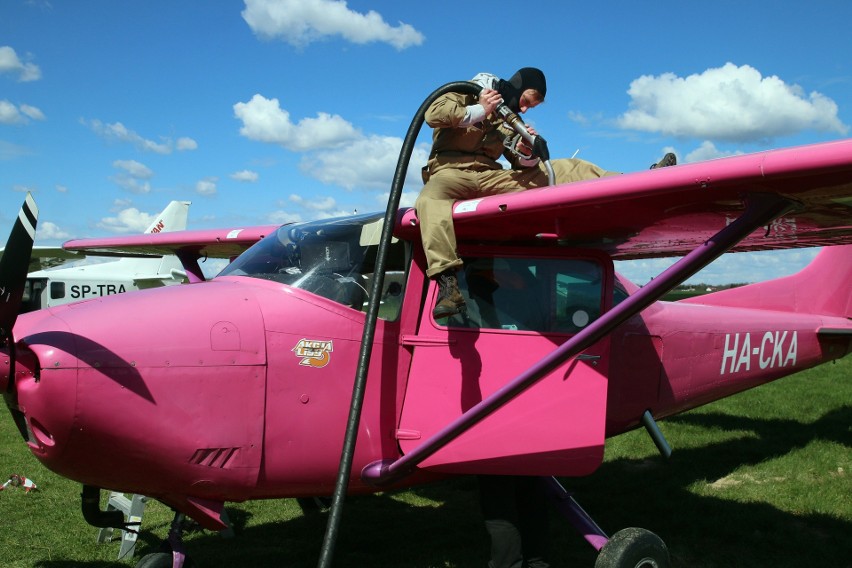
[20,278,48,313]
[444,256,604,333]
[218,213,408,320]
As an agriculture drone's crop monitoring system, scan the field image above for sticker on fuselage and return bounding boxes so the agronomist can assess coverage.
[454,199,482,214]
[292,339,334,368]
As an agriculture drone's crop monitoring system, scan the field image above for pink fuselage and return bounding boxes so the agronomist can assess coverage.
[4,255,849,522]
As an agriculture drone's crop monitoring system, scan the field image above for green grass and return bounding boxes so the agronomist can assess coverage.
[1,357,849,567]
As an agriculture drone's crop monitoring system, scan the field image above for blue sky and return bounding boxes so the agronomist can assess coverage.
[2,0,850,284]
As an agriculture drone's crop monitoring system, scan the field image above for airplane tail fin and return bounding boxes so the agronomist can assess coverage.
[683,245,852,318]
[144,201,190,234]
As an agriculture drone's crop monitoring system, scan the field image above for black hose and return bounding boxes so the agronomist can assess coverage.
[80,485,126,529]
[316,81,481,568]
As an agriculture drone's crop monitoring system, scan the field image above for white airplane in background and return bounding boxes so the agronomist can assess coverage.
[16,201,191,312]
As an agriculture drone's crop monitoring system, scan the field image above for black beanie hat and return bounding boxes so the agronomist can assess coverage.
[497,67,547,112]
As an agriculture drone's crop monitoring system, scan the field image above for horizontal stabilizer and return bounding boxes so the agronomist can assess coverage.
[818,327,852,336]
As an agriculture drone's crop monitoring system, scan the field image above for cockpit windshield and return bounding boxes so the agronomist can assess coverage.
[218,212,408,319]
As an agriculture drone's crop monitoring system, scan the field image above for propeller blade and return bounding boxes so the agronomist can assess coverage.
[0,193,38,337]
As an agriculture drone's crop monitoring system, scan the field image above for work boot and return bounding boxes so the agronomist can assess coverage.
[485,519,523,568]
[432,271,465,319]
[650,152,677,169]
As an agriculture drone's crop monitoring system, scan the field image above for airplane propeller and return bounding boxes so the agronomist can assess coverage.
[0,193,38,339]
[1,194,37,441]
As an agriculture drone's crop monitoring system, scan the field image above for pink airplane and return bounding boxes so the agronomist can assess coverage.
[1,101,851,566]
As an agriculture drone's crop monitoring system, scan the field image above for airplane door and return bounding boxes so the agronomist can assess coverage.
[398,252,612,477]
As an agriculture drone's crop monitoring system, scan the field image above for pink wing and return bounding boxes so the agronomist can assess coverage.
[63,225,281,259]
[396,138,852,258]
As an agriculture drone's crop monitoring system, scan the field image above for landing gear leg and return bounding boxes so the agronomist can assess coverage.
[134,512,193,568]
[541,477,670,568]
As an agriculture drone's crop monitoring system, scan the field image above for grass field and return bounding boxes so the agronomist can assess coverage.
[1,356,849,567]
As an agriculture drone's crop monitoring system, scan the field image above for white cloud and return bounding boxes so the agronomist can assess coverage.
[0,100,20,123]
[379,190,420,208]
[97,207,158,233]
[176,137,198,151]
[196,177,218,196]
[234,94,360,151]
[0,99,45,124]
[36,221,70,240]
[618,63,849,142]
[684,141,744,163]
[300,135,429,190]
[200,258,230,279]
[111,159,153,193]
[567,110,590,126]
[283,195,356,220]
[113,159,154,179]
[289,193,337,211]
[696,249,820,284]
[19,104,45,121]
[112,177,151,194]
[235,93,429,192]
[241,0,424,50]
[267,209,302,224]
[0,140,32,160]
[0,46,41,82]
[85,119,194,154]
[616,248,821,285]
[313,209,358,219]
[230,169,259,182]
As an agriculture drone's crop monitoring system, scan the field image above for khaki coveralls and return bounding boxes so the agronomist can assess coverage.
[414,91,616,278]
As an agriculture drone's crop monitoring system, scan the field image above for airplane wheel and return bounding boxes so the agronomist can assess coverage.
[135,552,196,568]
[297,496,331,515]
[594,527,670,568]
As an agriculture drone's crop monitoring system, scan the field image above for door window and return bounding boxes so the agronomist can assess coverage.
[443,256,604,333]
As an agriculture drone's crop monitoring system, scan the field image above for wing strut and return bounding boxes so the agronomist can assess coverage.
[362,192,797,486]
[175,250,206,283]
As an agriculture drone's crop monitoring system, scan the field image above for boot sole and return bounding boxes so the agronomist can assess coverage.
[433,304,466,320]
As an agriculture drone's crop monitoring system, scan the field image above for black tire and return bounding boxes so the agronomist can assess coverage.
[136,553,171,568]
[297,496,331,515]
[595,527,670,568]
[136,551,196,568]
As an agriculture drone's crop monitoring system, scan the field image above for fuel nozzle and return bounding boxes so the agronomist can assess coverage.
[495,103,555,185]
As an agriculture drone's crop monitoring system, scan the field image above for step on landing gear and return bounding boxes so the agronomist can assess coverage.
[542,477,671,568]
